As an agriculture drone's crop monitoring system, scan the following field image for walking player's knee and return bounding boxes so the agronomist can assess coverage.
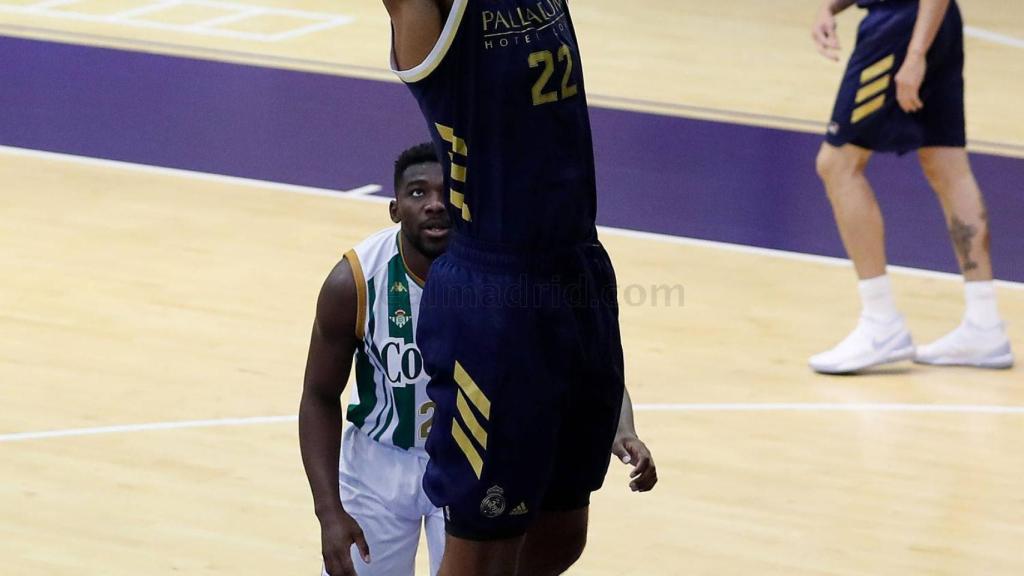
[917,148,963,191]
[815,144,866,184]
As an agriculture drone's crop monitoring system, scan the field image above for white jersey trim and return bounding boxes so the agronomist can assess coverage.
[390,0,468,84]
[349,226,401,342]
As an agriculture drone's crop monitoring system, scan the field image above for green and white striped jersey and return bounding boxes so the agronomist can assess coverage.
[343,227,433,453]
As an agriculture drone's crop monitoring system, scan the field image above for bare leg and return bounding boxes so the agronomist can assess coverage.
[912,147,1012,368]
[809,143,914,374]
[516,508,589,576]
[917,147,993,281]
[437,534,522,576]
[815,143,884,279]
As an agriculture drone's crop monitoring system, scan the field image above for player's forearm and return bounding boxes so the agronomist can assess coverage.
[824,0,857,16]
[298,389,346,522]
[616,387,639,440]
[908,0,951,58]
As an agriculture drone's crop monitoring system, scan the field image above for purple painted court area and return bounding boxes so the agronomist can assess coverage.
[2,36,1022,281]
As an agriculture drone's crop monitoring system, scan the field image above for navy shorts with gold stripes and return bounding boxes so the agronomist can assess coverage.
[826,0,965,154]
[416,234,625,541]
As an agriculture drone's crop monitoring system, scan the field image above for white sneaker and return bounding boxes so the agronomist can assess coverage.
[809,315,915,374]
[914,320,1014,369]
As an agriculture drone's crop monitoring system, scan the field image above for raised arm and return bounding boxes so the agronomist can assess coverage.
[382,0,451,71]
[896,0,952,112]
[298,257,368,576]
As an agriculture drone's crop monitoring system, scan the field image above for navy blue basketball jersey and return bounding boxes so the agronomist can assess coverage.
[392,0,597,249]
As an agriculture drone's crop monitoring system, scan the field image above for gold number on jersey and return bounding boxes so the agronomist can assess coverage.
[528,50,558,106]
[557,45,578,99]
[419,401,436,440]
[529,45,578,106]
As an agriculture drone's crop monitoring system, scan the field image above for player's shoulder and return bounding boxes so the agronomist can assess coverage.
[349,225,401,281]
[314,255,359,340]
[318,226,399,334]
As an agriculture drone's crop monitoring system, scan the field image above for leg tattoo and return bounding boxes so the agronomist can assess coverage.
[981,208,991,258]
[949,216,979,272]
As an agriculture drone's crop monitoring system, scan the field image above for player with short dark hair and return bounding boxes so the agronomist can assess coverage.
[299,143,657,576]
[809,0,1013,373]
[300,143,450,576]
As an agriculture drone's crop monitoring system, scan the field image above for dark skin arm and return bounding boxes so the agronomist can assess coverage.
[382,0,454,71]
[298,257,370,576]
[610,388,658,492]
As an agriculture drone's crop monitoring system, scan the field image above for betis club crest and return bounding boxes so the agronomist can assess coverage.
[386,259,413,342]
[390,309,410,329]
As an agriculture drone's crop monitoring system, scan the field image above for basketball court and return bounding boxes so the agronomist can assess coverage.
[2,1,1022,574]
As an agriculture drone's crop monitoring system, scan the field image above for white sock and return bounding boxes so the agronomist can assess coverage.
[964,281,1001,328]
[858,275,900,323]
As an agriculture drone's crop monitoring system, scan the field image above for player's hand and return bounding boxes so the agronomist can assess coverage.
[895,53,926,113]
[320,510,371,576]
[611,435,658,492]
[811,5,841,61]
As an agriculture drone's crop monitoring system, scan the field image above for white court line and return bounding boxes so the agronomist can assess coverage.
[4,404,1023,443]
[23,0,79,11]
[0,415,297,443]
[0,144,1021,291]
[269,17,356,43]
[0,0,355,42]
[341,184,384,196]
[185,0,343,20]
[0,145,367,200]
[107,0,181,22]
[189,8,266,31]
[595,226,1024,291]
[0,5,268,41]
[965,26,1024,50]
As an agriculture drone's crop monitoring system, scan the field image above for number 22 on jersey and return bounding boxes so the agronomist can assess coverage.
[529,44,578,106]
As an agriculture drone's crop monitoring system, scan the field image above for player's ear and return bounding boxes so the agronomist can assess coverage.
[389,199,400,223]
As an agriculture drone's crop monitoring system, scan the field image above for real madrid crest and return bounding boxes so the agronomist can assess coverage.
[480,485,506,518]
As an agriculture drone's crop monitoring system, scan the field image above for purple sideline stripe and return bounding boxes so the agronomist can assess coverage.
[2,36,1021,281]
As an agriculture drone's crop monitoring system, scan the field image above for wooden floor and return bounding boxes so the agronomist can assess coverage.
[2,1,1023,574]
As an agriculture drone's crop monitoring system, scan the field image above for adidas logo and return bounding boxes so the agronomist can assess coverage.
[509,502,528,516]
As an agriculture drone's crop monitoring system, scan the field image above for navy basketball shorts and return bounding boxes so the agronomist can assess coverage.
[826,0,966,154]
[415,234,625,541]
